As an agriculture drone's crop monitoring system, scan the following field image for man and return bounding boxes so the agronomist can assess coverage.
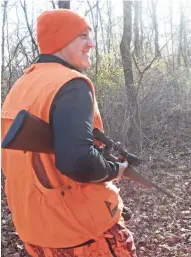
[1,9,136,257]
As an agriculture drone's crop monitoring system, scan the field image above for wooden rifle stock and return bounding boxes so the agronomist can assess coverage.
[1,110,54,153]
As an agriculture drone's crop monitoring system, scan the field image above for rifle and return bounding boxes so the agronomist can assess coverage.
[1,110,177,199]
[93,129,177,199]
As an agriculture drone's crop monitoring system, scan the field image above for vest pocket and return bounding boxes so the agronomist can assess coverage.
[30,152,63,206]
[78,183,123,234]
[32,152,52,189]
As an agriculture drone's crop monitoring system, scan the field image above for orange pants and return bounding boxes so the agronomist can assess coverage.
[25,223,137,257]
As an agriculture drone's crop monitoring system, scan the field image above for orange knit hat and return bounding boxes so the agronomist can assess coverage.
[37,9,91,54]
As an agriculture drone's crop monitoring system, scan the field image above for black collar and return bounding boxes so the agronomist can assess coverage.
[36,54,80,72]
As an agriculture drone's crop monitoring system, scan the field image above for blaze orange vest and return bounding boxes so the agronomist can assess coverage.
[1,62,124,248]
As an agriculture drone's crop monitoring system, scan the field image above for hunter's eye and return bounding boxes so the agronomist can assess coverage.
[80,34,88,39]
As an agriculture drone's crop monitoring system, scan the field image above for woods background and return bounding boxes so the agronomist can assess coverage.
[1,0,191,256]
[1,0,191,158]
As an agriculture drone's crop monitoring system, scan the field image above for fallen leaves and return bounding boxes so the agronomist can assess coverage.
[1,163,191,256]
[119,162,191,257]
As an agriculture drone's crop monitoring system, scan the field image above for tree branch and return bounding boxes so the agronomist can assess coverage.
[20,0,39,55]
[1,0,9,78]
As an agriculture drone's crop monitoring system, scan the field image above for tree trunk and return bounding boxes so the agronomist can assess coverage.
[106,0,112,55]
[120,1,133,88]
[177,2,185,66]
[183,20,188,67]
[94,1,99,78]
[87,0,99,82]
[139,1,144,62]
[170,0,175,71]
[134,1,140,59]
[51,1,56,9]
[120,1,140,150]
[20,0,39,57]
[163,11,170,65]
[1,0,8,80]
[97,3,106,55]
[151,1,161,58]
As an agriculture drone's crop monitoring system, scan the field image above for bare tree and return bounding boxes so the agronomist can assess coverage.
[163,12,170,65]
[183,19,189,67]
[1,0,9,79]
[50,0,57,9]
[170,0,175,71]
[120,1,141,149]
[139,1,144,61]
[97,3,106,54]
[151,0,161,57]
[177,1,186,66]
[133,0,140,59]
[106,0,112,55]
[120,1,134,89]
[20,0,39,58]
[87,0,99,79]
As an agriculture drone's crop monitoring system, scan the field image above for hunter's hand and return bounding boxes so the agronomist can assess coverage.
[113,161,128,181]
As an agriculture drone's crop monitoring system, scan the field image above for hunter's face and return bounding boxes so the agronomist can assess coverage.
[60,29,95,70]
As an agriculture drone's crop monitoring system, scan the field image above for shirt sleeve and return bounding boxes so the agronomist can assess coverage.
[50,78,119,183]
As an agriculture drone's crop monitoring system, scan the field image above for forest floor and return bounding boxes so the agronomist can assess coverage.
[1,153,191,257]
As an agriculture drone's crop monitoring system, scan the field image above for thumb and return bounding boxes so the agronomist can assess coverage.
[113,161,128,181]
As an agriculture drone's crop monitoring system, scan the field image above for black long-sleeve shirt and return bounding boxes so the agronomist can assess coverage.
[37,54,119,183]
